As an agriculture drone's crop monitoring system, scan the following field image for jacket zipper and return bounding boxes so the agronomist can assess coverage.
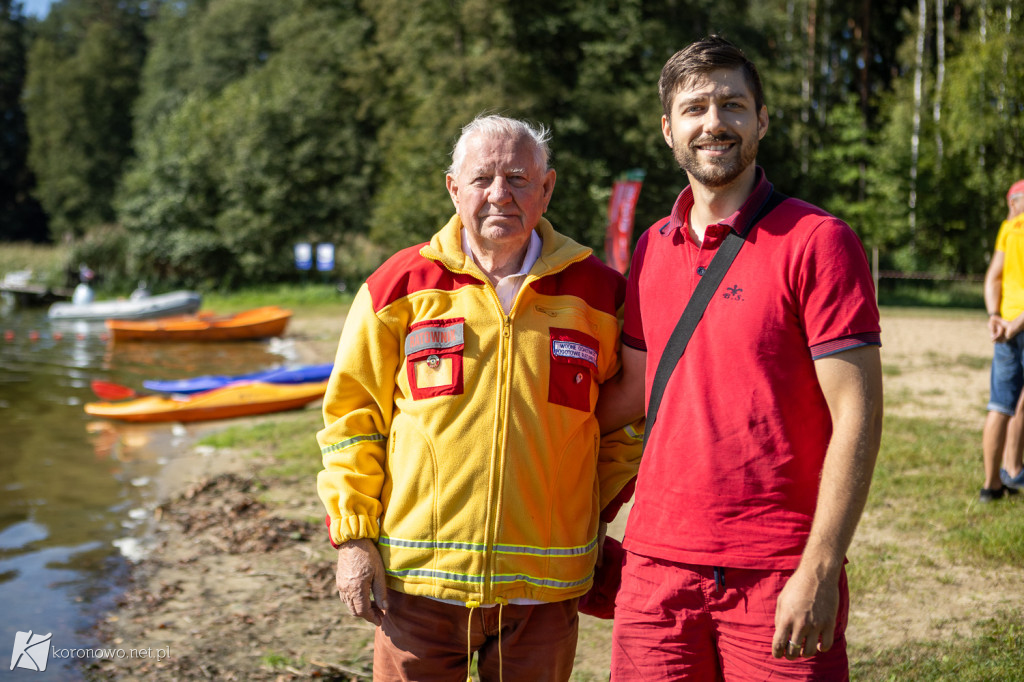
[486,310,513,602]
[424,246,592,602]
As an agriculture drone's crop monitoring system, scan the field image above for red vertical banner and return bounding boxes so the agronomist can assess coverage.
[604,176,644,274]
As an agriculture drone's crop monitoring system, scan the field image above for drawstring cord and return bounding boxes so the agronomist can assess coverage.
[464,598,508,682]
[465,600,480,681]
[495,598,508,682]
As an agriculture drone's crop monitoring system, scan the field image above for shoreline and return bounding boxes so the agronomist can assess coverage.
[86,313,373,681]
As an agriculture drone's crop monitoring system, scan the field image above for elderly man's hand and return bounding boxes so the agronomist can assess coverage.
[336,538,389,626]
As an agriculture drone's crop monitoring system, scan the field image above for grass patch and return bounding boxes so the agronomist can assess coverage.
[260,652,303,669]
[197,410,323,479]
[881,364,902,376]
[845,540,903,596]
[877,280,984,310]
[200,283,353,317]
[871,415,1024,566]
[881,385,915,409]
[851,611,1024,681]
[955,354,991,371]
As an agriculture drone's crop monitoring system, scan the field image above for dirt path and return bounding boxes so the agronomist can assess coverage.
[86,308,1024,680]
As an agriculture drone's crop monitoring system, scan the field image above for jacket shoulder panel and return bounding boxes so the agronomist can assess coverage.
[366,244,479,313]
[529,254,625,315]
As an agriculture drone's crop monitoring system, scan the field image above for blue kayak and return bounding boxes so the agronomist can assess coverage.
[143,363,334,394]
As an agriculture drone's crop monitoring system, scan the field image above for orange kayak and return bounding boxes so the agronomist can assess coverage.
[106,306,291,342]
[84,380,327,423]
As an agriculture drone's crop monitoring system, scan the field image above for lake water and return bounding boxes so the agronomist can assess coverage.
[0,303,299,680]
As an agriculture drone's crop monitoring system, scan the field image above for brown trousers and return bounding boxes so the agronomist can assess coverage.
[372,588,580,681]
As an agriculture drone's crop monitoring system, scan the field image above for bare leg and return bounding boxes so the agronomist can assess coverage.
[1003,395,1024,479]
[983,411,1011,490]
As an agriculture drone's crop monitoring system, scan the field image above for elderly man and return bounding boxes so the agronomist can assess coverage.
[316,114,641,681]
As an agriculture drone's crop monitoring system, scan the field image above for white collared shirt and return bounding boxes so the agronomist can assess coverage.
[462,229,542,315]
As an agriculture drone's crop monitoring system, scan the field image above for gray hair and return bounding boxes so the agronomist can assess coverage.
[447,114,552,177]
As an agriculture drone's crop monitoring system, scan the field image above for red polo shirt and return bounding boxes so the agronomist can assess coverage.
[622,170,880,570]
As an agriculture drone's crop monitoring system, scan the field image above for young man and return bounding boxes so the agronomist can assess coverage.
[601,36,883,680]
[316,114,642,681]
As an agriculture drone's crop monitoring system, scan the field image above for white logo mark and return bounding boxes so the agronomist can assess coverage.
[10,630,52,672]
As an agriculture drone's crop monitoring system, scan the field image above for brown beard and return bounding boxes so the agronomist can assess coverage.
[672,132,758,188]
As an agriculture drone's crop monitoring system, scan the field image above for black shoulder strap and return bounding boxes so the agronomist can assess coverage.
[643,190,787,447]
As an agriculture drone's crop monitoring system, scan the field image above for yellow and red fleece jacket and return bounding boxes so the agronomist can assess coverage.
[316,215,643,605]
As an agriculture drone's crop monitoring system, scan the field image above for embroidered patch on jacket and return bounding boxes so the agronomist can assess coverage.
[551,339,598,368]
[549,327,598,412]
[405,318,465,399]
[405,320,465,356]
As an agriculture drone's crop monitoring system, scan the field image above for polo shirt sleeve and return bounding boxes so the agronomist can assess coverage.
[799,218,881,360]
[622,230,651,351]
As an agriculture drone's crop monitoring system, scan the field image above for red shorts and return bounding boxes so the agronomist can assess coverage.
[611,551,849,681]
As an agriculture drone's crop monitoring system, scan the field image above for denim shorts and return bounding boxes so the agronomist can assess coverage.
[989,334,1024,415]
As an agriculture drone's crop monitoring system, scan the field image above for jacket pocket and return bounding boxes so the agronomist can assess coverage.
[405,317,465,399]
[548,327,598,412]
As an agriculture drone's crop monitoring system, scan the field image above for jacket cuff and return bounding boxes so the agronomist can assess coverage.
[326,514,380,547]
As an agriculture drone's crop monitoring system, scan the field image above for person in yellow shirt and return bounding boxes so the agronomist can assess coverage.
[981,179,1024,500]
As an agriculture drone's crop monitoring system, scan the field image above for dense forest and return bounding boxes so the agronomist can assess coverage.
[1,0,1022,290]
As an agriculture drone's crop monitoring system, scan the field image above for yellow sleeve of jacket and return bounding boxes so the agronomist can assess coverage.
[597,417,644,516]
[595,304,644,519]
[316,284,399,546]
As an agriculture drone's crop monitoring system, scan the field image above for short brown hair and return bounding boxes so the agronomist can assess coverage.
[658,35,765,118]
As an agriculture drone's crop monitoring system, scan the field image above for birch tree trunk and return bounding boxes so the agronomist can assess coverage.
[909,0,927,245]
[857,0,871,204]
[801,0,817,175]
[818,0,832,128]
[1003,4,1016,163]
[979,0,988,239]
[933,0,945,171]
[857,0,871,126]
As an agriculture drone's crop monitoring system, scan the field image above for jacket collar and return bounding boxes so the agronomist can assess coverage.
[421,215,592,279]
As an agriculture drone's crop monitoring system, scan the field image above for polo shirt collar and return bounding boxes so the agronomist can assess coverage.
[664,166,774,239]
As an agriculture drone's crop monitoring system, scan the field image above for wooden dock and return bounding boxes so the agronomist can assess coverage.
[0,282,73,306]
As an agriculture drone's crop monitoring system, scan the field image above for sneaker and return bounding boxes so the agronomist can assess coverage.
[980,486,1019,502]
[1000,468,1024,490]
